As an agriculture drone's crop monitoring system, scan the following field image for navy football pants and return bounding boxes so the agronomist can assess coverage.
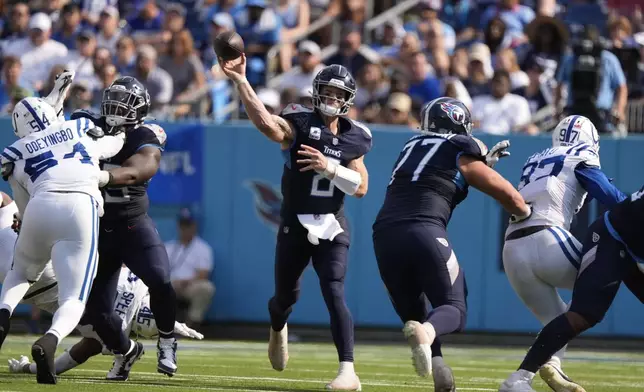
[81,214,176,353]
[373,222,468,337]
[569,213,644,326]
[268,216,355,363]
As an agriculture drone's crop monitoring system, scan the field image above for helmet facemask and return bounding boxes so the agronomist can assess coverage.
[312,81,355,117]
[101,87,147,127]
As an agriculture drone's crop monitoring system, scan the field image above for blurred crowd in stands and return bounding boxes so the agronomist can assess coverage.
[0,0,643,134]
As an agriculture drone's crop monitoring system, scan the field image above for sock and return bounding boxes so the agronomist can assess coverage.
[268,297,292,332]
[158,329,175,340]
[426,305,462,336]
[519,314,578,373]
[47,299,85,341]
[53,351,79,375]
[432,356,446,368]
[94,312,130,354]
[338,361,354,374]
[0,269,31,313]
[431,339,443,358]
[148,282,177,337]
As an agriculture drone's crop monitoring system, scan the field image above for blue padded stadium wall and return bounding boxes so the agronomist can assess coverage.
[1,119,644,337]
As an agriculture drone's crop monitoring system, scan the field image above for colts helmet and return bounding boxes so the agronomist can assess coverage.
[12,97,57,138]
[312,65,357,117]
[552,115,600,152]
[419,97,473,135]
[101,76,151,129]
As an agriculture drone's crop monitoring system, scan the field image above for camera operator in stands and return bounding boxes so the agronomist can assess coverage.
[554,25,628,135]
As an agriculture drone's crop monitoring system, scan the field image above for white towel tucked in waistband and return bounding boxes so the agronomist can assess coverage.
[297,214,344,245]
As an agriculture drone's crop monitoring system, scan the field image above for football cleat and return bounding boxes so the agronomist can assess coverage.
[107,341,145,381]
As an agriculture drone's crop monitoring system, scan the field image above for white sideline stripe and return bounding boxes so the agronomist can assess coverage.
[67,369,498,390]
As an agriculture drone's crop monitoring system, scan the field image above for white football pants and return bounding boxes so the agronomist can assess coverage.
[0,191,99,341]
[502,226,582,365]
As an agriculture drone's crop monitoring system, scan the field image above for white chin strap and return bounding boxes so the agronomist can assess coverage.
[318,103,342,117]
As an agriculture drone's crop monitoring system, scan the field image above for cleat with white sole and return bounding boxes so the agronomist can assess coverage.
[539,363,586,392]
[325,363,361,391]
[268,324,289,371]
[499,370,536,392]
[402,320,433,377]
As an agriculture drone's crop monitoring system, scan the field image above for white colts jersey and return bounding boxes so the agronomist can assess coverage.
[1,118,124,216]
[114,267,149,336]
[514,143,600,230]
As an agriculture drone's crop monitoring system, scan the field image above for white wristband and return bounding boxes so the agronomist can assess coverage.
[321,160,338,179]
[98,170,111,187]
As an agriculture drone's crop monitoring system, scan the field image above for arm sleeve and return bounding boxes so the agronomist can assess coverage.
[574,164,627,208]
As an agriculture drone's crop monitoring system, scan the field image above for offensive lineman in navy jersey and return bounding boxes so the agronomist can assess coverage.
[499,189,644,392]
[70,76,178,380]
[220,54,370,390]
[373,97,531,391]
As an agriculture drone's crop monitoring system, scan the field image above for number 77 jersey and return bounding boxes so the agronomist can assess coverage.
[373,133,487,230]
[515,143,601,230]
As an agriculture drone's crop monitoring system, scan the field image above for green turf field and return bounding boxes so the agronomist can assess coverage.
[0,336,642,391]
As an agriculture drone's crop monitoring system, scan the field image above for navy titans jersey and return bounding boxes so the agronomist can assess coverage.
[279,104,372,217]
[70,110,167,222]
[374,133,486,230]
[607,188,644,260]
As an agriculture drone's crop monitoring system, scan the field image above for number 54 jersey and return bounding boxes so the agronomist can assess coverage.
[2,118,124,215]
[514,143,600,231]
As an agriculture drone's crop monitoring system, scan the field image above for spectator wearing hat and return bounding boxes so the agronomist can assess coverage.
[414,0,456,54]
[134,44,173,112]
[4,12,68,91]
[471,70,536,135]
[463,43,493,98]
[514,55,556,129]
[257,88,281,114]
[275,0,311,72]
[234,0,282,86]
[96,6,123,52]
[371,18,405,58]
[277,40,325,92]
[380,92,419,128]
[0,2,29,44]
[165,209,215,327]
[63,28,100,90]
[0,56,32,113]
[52,2,84,50]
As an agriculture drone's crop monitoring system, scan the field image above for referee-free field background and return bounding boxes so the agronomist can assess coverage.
[0,336,642,391]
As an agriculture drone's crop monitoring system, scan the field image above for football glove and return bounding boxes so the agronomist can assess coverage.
[486,140,511,168]
[173,322,204,340]
[509,203,532,224]
[12,212,21,234]
[8,355,30,373]
[43,70,75,120]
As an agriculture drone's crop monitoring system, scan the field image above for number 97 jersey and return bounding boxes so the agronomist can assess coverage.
[515,143,601,230]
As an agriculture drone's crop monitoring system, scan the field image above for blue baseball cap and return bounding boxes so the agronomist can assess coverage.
[178,208,196,223]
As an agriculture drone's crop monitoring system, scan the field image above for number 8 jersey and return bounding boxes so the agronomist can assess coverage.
[279,104,372,217]
[1,118,124,215]
[514,143,600,231]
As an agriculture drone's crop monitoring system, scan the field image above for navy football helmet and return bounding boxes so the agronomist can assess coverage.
[101,76,151,129]
[419,97,472,135]
[311,65,356,117]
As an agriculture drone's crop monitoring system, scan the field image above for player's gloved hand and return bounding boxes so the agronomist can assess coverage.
[11,212,21,234]
[173,321,204,340]
[486,140,511,168]
[8,355,30,373]
[44,70,75,118]
[509,203,532,224]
